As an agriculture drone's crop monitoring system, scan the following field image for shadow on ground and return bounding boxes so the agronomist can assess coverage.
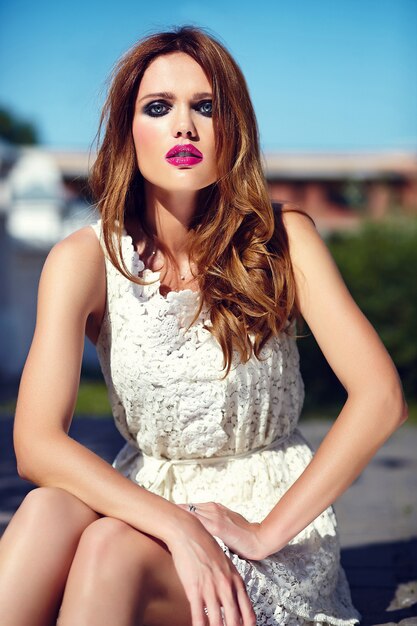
[342,540,417,625]
[1,416,416,625]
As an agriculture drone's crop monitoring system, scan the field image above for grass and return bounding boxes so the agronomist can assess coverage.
[1,380,416,424]
[73,380,112,416]
[0,380,112,418]
[402,400,417,424]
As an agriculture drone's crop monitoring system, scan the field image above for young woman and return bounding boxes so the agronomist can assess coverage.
[0,25,407,626]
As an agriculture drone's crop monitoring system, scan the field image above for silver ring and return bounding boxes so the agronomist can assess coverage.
[189,504,197,513]
[203,607,209,616]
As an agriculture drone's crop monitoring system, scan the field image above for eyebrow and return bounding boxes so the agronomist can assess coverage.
[138,91,212,103]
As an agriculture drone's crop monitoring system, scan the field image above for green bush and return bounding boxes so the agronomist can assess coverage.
[298,216,417,411]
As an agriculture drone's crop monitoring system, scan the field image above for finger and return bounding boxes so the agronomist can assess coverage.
[176,503,201,518]
[204,587,224,626]
[186,502,213,512]
[188,508,215,519]
[189,596,206,626]
[176,503,196,510]
[234,576,256,626]
[191,514,218,537]
[187,506,224,527]
[219,584,242,626]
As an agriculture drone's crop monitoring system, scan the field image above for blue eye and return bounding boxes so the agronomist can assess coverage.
[145,102,169,117]
[198,100,213,117]
[143,100,213,118]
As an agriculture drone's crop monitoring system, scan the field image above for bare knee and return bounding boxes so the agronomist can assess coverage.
[75,517,156,576]
[17,487,100,533]
[77,517,135,556]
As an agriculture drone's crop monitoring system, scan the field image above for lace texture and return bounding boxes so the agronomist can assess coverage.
[90,219,361,626]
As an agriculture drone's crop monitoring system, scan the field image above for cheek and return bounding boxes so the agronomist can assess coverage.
[132,120,160,163]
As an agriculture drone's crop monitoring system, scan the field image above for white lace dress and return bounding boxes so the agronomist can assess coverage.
[90,219,361,626]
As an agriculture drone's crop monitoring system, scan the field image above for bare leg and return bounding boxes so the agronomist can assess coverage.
[58,516,193,626]
[57,518,322,626]
[0,487,100,626]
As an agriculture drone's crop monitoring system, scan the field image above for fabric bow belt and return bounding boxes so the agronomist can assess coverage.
[129,429,299,500]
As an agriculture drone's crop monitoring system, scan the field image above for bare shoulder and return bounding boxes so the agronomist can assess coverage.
[45,224,103,271]
[279,205,336,304]
[280,204,318,239]
[275,202,321,263]
[38,224,106,329]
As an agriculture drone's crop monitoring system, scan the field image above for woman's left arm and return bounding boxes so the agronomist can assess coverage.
[254,210,408,558]
[179,210,408,560]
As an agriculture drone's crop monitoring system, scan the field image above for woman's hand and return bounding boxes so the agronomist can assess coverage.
[176,502,266,561]
[167,516,256,626]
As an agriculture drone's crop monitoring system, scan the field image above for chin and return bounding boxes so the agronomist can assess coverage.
[148,177,215,194]
[173,172,217,188]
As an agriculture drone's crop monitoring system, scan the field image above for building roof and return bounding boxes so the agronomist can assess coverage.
[12,146,417,182]
[262,151,417,180]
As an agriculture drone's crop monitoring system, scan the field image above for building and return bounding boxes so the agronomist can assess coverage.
[0,144,416,384]
[264,151,417,234]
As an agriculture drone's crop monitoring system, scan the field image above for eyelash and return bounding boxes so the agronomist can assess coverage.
[144,100,213,118]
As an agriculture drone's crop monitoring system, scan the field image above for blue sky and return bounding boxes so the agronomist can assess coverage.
[0,0,416,152]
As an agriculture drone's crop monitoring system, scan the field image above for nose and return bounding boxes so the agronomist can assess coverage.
[172,104,197,139]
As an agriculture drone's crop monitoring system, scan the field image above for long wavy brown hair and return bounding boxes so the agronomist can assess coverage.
[89,24,314,377]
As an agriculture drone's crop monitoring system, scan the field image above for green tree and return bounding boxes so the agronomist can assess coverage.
[0,106,38,145]
[298,217,417,410]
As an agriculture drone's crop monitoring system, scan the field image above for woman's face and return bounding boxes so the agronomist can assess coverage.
[132,52,217,194]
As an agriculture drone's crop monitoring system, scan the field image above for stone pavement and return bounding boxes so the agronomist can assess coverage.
[300,420,417,626]
[0,415,416,626]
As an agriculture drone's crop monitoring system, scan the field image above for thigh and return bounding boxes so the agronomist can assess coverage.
[142,534,193,626]
[72,516,193,626]
[0,487,101,626]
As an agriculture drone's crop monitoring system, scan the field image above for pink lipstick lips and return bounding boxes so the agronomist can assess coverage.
[165,143,203,167]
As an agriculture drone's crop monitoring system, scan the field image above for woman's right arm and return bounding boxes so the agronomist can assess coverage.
[13,226,255,626]
[14,226,189,540]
